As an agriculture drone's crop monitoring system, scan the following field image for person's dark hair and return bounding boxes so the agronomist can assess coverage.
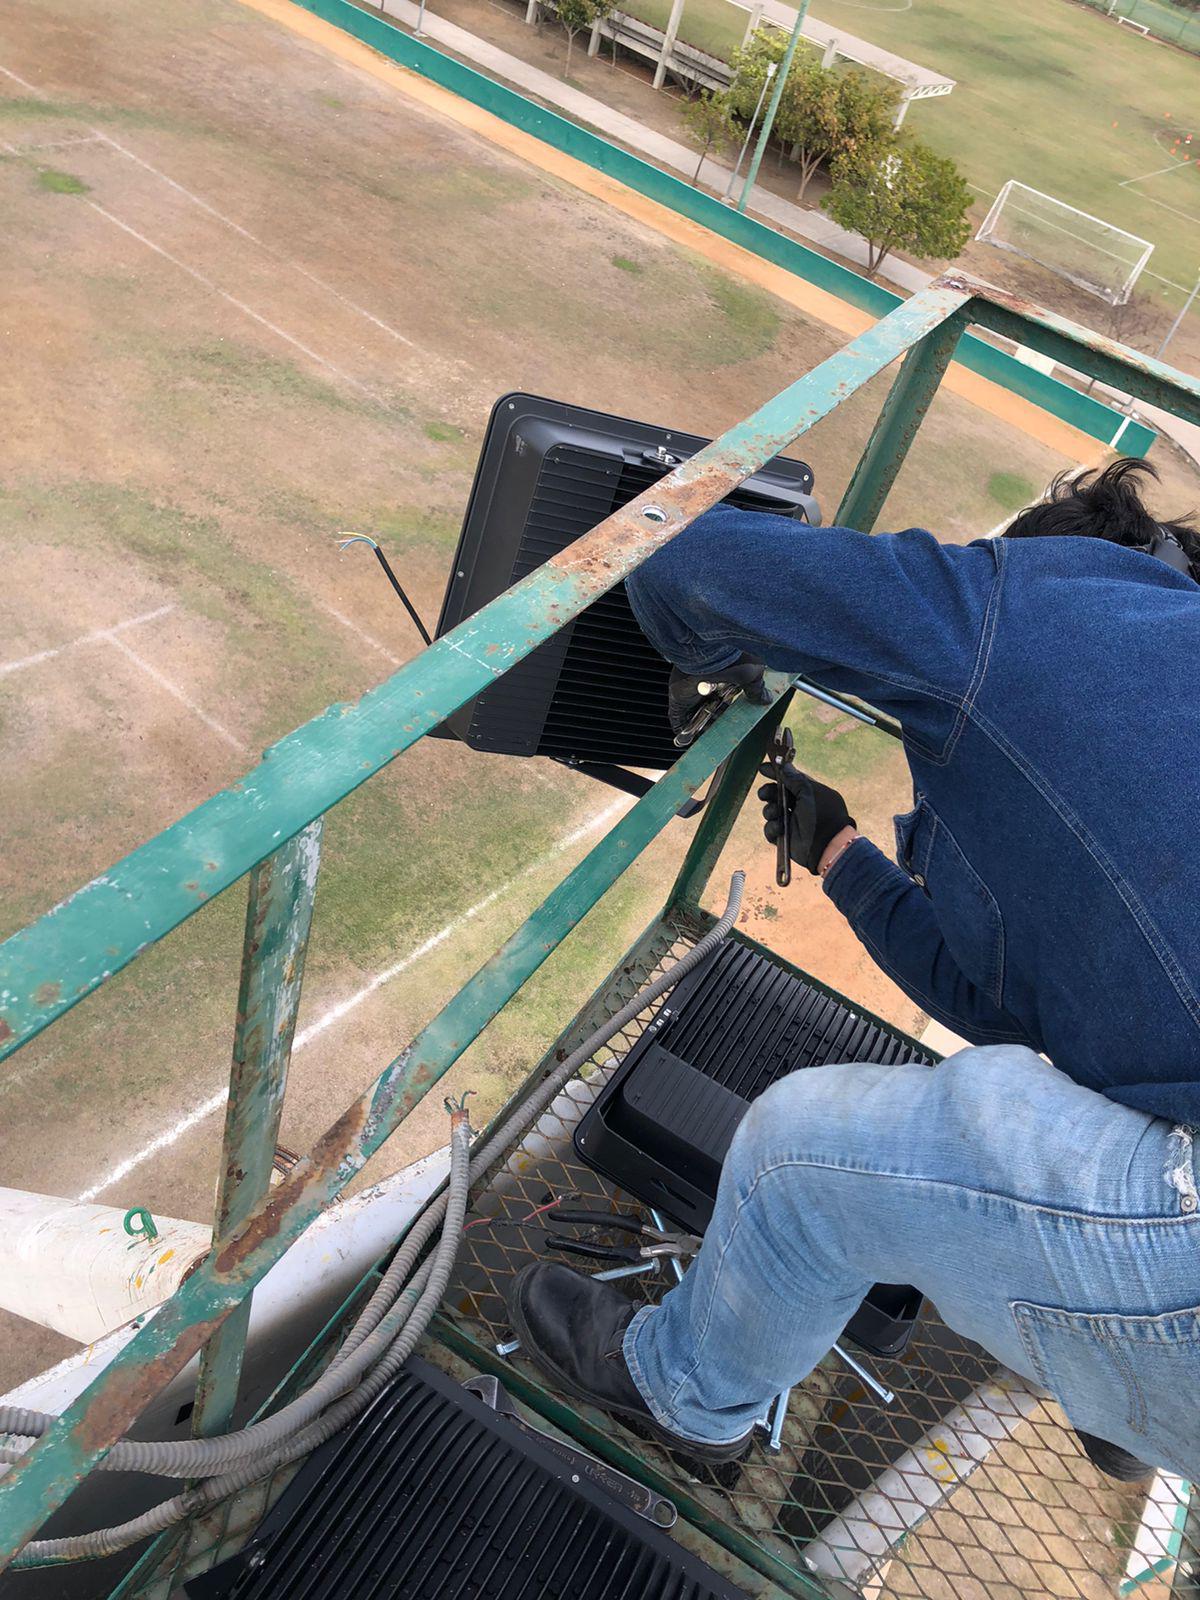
[1004,458,1200,578]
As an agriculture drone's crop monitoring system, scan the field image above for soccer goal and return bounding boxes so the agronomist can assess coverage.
[975,180,1154,306]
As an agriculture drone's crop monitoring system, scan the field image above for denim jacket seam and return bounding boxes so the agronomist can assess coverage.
[828,862,899,927]
[919,805,1007,1007]
[970,707,1200,1033]
[942,543,1005,766]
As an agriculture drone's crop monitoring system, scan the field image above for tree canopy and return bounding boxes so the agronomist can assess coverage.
[824,140,973,276]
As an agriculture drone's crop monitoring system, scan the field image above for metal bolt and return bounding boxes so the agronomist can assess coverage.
[642,506,667,523]
[832,1342,895,1405]
[592,1260,659,1283]
[648,1209,685,1285]
[769,1395,789,1451]
[495,1337,521,1357]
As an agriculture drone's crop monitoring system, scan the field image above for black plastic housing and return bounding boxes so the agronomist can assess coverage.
[434,393,818,769]
[189,1358,748,1600]
[574,942,934,1358]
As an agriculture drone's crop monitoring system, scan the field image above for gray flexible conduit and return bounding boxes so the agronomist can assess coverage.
[6,874,744,1567]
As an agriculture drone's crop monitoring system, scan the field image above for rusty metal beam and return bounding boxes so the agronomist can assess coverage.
[191,822,323,1439]
[0,281,972,1065]
[945,272,1200,429]
[836,313,967,532]
[0,678,786,1570]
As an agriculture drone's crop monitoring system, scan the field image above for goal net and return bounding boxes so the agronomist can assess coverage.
[975,181,1154,306]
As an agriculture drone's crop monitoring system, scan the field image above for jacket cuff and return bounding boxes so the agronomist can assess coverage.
[822,836,900,924]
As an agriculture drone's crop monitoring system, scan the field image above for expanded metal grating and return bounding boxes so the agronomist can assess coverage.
[445,919,1198,1600]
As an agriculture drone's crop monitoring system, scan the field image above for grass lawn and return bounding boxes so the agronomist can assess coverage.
[619,0,1200,289]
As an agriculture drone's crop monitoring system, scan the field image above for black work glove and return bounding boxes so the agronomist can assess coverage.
[758,761,856,875]
[667,657,770,746]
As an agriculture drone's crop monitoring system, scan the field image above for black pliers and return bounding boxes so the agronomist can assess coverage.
[542,1209,701,1265]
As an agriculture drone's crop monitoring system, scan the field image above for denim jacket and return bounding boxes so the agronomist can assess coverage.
[626,506,1200,1124]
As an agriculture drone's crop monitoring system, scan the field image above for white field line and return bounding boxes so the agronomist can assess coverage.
[74,798,629,1200]
[76,1091,229,1204]
[95,134,419,352]
[292,796,628,1049]
[0,64,45,96]
[105,633,247,752]
[0,604,175,678]
[1119,156,1194,189]
[86,200,394,408]
[318,600,402,667]
[3,61,445,366]
[6,132,104,154]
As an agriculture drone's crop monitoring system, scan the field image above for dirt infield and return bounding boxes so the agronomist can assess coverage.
[0,0,1168,1388]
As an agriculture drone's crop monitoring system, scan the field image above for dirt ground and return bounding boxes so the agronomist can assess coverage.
[429,0,1200,376]
[0,0,1193,1403]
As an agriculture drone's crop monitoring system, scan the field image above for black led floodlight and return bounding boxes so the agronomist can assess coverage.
[434,394,818,780]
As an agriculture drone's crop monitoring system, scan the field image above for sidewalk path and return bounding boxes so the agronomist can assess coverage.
[379,0,930,290]
[382,0,1196,460]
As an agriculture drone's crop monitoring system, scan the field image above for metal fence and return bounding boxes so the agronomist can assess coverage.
[1076,0,1200,55]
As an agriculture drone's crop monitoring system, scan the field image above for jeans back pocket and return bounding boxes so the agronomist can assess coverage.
[1013,1298,1200,1479]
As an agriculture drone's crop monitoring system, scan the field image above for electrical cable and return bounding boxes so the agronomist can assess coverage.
[5,874,744,1567]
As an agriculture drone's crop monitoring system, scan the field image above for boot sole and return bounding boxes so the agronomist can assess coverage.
[508,1270,753,1466]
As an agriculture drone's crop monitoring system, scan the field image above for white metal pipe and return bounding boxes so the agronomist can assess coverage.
[0,1188,212,1344]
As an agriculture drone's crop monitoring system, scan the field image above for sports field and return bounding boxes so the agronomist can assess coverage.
[620,0,1200,294]
[0,0,1180,1390]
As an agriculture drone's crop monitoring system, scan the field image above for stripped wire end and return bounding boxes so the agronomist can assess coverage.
[444,1088,476,1130]
[336,531,380,553]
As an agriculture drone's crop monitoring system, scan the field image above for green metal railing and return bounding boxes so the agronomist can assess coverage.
[0,272,1197,1575]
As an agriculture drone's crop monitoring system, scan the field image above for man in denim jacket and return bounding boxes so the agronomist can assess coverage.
[510,460,1200,1484]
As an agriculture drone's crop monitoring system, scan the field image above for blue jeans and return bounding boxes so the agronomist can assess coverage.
[624,1045,1200,1479]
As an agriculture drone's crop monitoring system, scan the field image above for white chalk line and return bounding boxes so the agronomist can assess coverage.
[318,600,403,666]
[0,603,175,678]
[76,1091,229,1204]
[105,633,247,752]
[3,132,104,155]
[293,795,628,1049]
[86,200,394,409]
[3,60,453,372]
[0,64,45,97]
[1119,156,1194,189]
[95,134,419,352]
[74,798,629,1201]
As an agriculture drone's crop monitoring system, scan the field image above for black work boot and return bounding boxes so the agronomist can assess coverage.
[1075,1430,1153,1482]
[507,1261,753,1464]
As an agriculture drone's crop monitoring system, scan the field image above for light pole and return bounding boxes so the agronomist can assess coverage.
[722,61,776,202]
[736,0,811,215]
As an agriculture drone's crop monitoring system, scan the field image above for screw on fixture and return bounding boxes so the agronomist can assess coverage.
[642,505,668,523]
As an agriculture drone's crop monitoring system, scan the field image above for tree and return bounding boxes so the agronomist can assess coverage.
[778,59,843,200]
[727,26,788,124]
[681,91,737,185]
[554,0,614,78]
[824,140,972,277]
[728,32,902,203]
[832,69,900,174]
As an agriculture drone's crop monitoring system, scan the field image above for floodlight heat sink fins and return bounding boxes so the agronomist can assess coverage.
[188,1358,750,1600]
[434,393,818,769]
